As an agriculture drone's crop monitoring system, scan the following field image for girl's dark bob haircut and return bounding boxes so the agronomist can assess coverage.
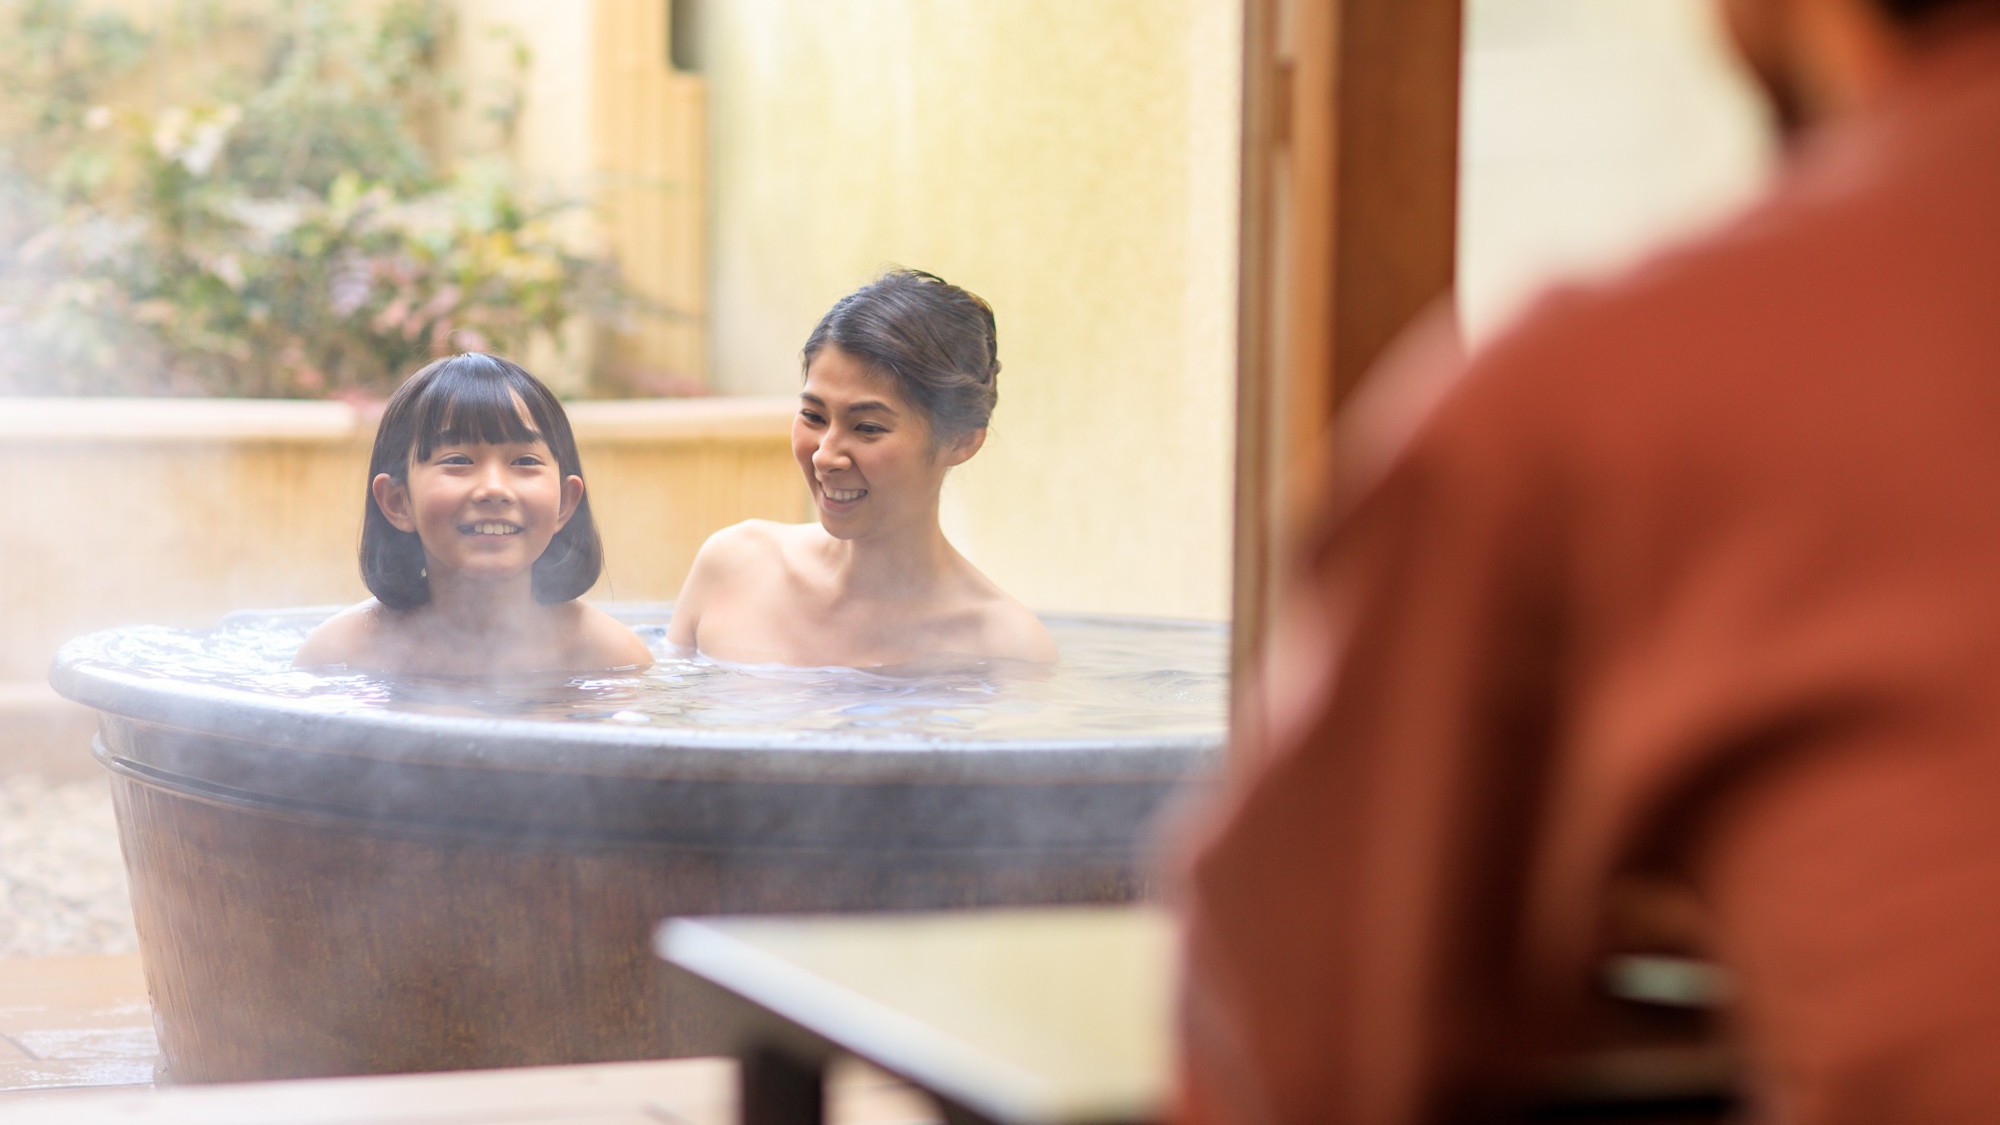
[359,352,604,610]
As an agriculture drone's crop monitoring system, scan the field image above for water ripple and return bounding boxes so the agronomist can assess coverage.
[64,613,1229,743]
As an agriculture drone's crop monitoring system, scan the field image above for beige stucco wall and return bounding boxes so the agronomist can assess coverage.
[449,0,595,191]
[1460,0,1773,342]
[685,0,1762,621]
[694,1,1243,621]
[449,1,709,393]
[74,1,1770,630]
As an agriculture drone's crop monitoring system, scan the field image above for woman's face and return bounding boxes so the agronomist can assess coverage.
[793,346,975,541]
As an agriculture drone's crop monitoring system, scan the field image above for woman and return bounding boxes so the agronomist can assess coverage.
[668,269,1056,667]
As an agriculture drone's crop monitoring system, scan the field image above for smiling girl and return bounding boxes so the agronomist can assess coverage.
[295,353,653,676]
[668,270,1055,667]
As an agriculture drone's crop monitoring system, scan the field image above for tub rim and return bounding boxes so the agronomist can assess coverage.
[50,606,1227,786]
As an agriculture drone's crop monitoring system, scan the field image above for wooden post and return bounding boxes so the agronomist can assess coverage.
[591,0,709,388]
[1231,0,1463,734]
[740,1047,825,1125]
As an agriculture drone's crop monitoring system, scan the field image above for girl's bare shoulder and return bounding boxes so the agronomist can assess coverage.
[292,600,394,669]
[561,601,655,671]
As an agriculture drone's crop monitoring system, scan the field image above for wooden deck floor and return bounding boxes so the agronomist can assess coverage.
[0,953,938,1123]
[0,953,156,1094]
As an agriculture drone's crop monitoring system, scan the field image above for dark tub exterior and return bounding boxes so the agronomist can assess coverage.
[50,611,1222,1082]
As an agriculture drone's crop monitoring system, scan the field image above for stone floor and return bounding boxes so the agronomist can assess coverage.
[0,775,945,1121]
[0,775,136,961]
[3,1055,942,1124]
[0,767,950,1120]
[0,953,940,1121]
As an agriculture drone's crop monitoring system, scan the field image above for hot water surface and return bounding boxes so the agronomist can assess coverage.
[66,612,1227,744]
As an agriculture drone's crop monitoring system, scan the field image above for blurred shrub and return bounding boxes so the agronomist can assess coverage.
[0,0,643,397]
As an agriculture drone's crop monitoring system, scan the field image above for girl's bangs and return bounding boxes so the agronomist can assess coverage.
[409,364,546,460]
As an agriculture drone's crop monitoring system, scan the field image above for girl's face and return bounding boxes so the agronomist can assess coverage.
[793,346,981,541]
[372,404,583,589]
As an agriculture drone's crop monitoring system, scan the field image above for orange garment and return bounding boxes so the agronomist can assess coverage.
[1175,26,2000,1125]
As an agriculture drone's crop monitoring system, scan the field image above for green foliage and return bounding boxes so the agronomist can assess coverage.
[0,0,641,397]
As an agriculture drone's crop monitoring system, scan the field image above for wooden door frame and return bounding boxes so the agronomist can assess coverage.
[1231,0,1464,738]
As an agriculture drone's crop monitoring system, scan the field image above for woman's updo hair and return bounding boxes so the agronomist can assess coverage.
[801,269,1000,443]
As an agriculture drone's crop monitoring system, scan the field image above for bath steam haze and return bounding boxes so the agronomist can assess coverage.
[9,0,1251,1080]
[49,608,1226,1073]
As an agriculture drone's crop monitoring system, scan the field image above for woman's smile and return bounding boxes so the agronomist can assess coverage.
[817,484,868,514]
[460,520,524,536]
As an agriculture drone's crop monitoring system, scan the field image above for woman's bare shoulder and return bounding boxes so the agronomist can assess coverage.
[978,596,1058,664]
[718,518,797,546]
[694,520,827,592]
[690,519,800,576]
[670,521,800,643]
[942,557,1056,664]
[292,600,391,669]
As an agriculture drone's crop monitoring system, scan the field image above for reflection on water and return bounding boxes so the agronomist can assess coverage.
[74,615,1227,743]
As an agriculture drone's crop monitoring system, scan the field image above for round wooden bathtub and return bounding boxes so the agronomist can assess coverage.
[50,612,1221,1082]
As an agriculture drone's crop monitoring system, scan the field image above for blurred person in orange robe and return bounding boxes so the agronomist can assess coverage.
[1175,0,2000,1122]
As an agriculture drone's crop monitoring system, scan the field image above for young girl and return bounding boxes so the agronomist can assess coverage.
[295,352,653,676]
[668,269,1055,667]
